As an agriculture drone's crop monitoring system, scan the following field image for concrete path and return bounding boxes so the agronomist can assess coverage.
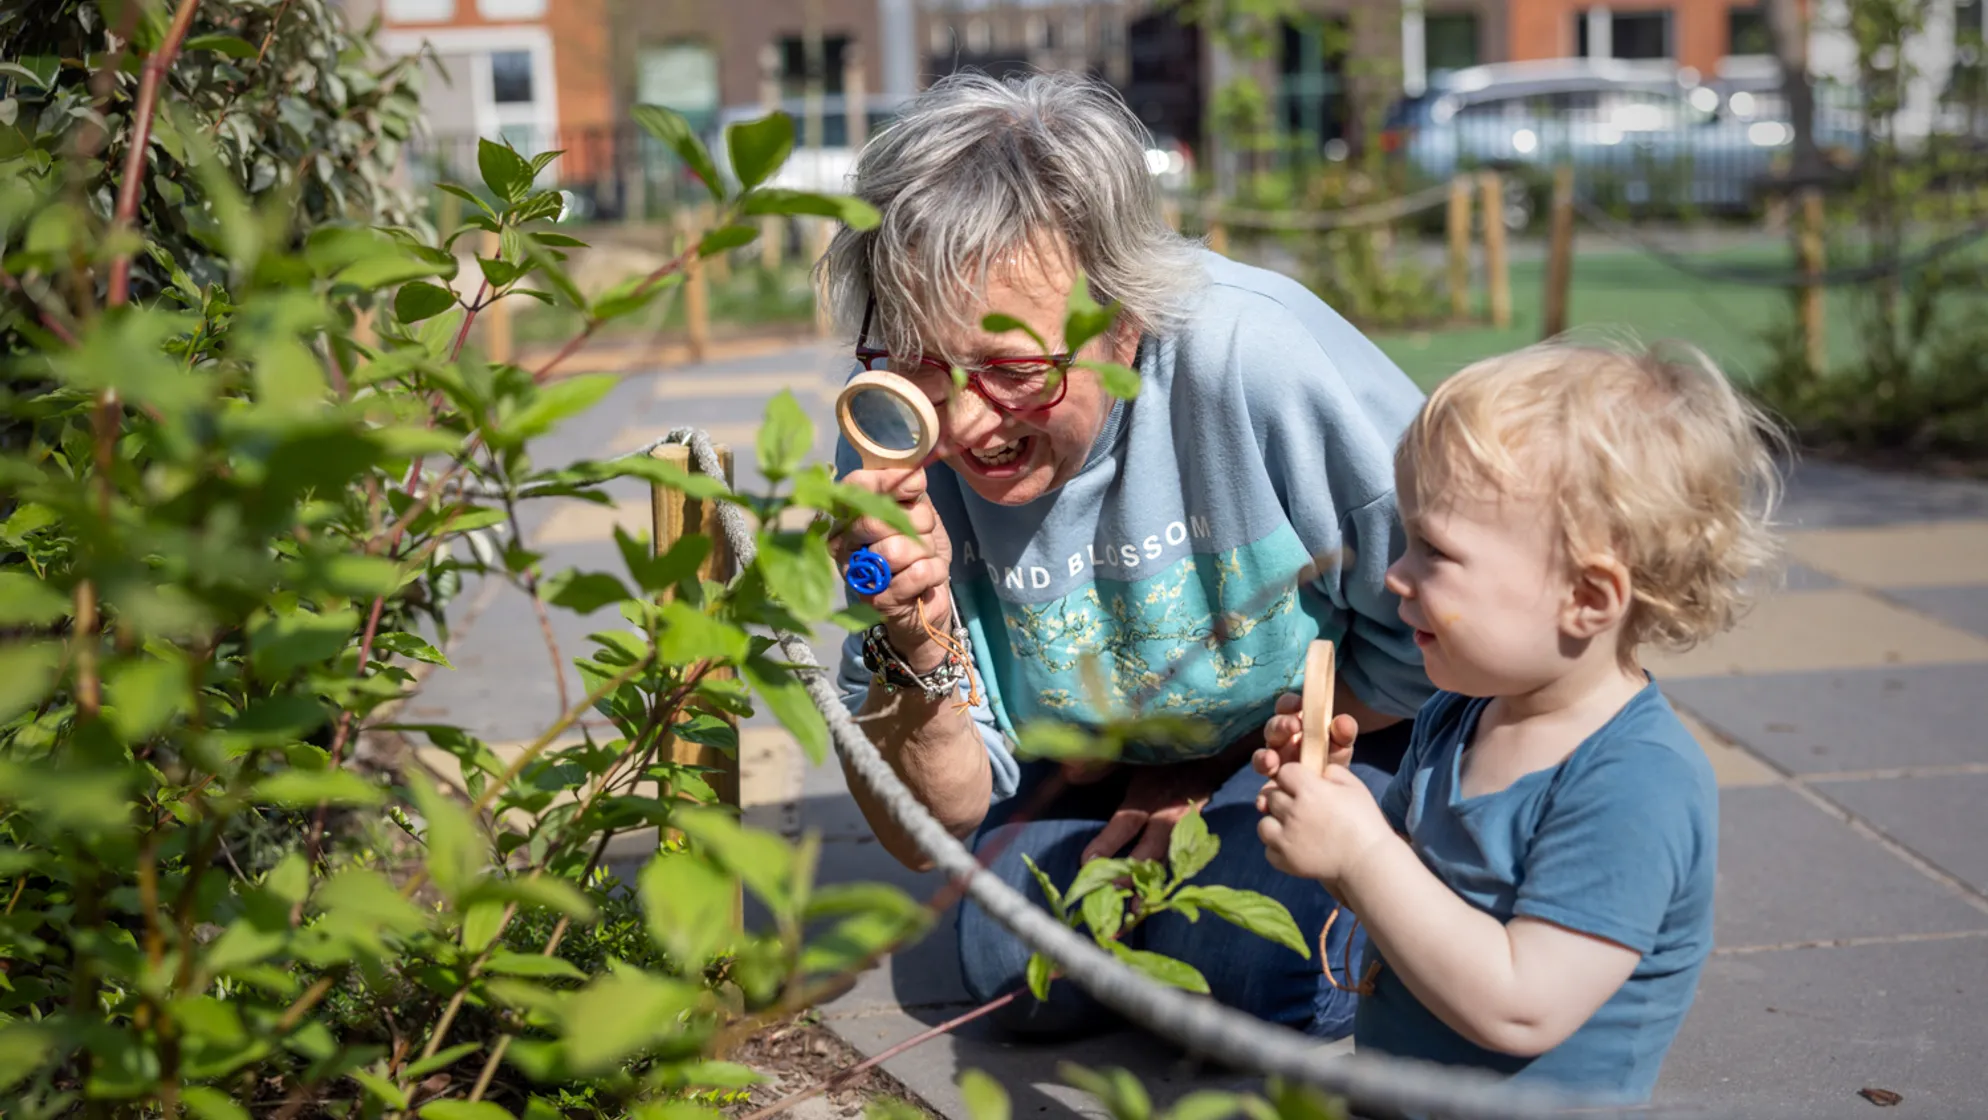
[403,341,1988,1120]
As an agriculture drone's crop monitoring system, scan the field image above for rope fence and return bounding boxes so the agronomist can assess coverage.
[597,427,1712,1120]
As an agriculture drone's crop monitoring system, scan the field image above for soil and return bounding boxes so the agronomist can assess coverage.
[723,1016,939,1120]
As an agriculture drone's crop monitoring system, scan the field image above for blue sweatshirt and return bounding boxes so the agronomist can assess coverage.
[834,251,1434,801]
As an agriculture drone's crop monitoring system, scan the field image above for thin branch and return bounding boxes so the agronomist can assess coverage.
[531,241,700,381]
[0,267,80,345]
[107,0,204,308]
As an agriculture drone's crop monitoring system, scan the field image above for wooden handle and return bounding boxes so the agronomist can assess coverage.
[1299,640,1336,775]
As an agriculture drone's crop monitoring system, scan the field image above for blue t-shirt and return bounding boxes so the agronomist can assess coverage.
[1354,683,1718,1102]
[834,251,1434,800]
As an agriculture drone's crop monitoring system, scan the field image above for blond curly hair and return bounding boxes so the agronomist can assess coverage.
[1397,336,1787,656]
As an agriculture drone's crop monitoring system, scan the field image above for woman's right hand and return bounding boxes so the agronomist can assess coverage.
[832,465,956,673]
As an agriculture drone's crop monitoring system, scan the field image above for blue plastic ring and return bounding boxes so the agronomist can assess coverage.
[846,548,892,596]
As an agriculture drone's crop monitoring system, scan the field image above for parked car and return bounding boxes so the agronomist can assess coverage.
[1381,58,1841,223]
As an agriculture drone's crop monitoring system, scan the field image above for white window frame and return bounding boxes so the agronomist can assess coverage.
[384,0,455,23]
[382,26,560,171]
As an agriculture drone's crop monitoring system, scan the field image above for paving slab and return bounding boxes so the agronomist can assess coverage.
[1812,773,1988,900]
[1645,589,1988,680]
[1777,461,1988,529]
[1784,522,1988,590]
[1777,562,1843,592]
[1710,788,1988,950]
[1880,585,1988,643]
[1663,664,1988,775]
[1657,934,1988,1118]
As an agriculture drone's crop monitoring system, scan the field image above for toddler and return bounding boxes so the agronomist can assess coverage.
[1254,338,1781,1102]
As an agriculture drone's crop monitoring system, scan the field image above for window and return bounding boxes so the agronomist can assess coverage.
[1961,0,1985,44]
[1728,6,1771,56]
[636,42,718,124]
[777,34,850,96]
[964,18,990,53]
[1424,13,1479,74]
[489,49,534,104]
[929,21,953,56]
[1611,11,1671,59]
[476,0,545,17]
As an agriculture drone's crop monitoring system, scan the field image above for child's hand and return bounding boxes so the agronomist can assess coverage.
[1255,749,1393,888]
[1253,692,1357,780]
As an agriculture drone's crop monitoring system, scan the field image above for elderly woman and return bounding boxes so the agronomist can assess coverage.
[821,70,1434,1040]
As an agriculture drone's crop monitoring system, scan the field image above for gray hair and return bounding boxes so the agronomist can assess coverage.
[815,69,1206,361]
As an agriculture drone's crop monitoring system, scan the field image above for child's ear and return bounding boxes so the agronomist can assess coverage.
[1563,554,1633,640]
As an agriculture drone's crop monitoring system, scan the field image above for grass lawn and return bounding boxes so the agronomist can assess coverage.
[1370,245,1870,391]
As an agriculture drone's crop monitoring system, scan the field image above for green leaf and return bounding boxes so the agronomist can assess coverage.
[374,631,452,668]
[727,112,795,192]
[523,236,587,309]
[541,568,633,615]
[1106,943,1208,994]
[396,280,457,323]
[615,525,712,594]
[0,758,131,833]
[249,607,359,680]
[182,1087,252,1120]
[755,530,837,621]
[461,899,506,953]
[640,850,738,967]
[251,769,384,809]
[740,653,828,765]
[349,1068,411,1109]
[740,188,881,229]
[1079,886,1126,943]
[980,313,1049,356]
[422,1104,515,1120]
[484,950,586,980]
[408,769,482,900]
[1025,952,1055,1002]
[757,389,814,480]
[1162,1092,1251,1120]
[1083,360,1142,401]
[0,640,58,722]
[402,1041,483,1080]
[185,33,257,58]
[672,807,795,917]
[1167,885,1307,958]
[656,600,748,665]
[314,868,429,936]
[699,224,760,255]
[477,255,525,289]
[0,56,58,90]
[1019,853,1066,920]
[461,874,598,922]
[437,182,498,222]
[1063,272,1121,354]
[0,570,67,625]
[1060,1065,1155,1120]
[797,883,929,975]
[959,1069,1012,1120]
[633,104,724,201]
[477,138,536,203]
[0,1021,55,1092]
[592,272,681,323]
[105,656,186,741]
[558,965,701,1075]
[502,374,618,444]
[1061,857,1133,909]
[1167,802,1218,884]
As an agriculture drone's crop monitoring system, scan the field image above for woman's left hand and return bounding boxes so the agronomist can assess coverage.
[1078,758,1229,865]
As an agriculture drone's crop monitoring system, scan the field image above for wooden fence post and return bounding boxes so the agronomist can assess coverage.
[480,228,512,364]
[1206,214,1229,256]
[1541,165,1576,340]
[704,203,732,285]
[1799,188,1826,374]
[1479,172,1511,330]
[1446,175,1472,322]
[650,443,740,816]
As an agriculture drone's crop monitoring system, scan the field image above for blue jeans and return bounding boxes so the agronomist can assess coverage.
[956,722,1411,1040]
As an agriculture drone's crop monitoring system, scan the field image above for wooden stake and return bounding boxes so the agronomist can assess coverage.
[1446,175,1472,321]
[683,212,710,363]
[1542,164,1576,340]
[480,228,512,364]
[705,203,732,284]
[1799,187,1826,374]
[1480,172,1511,330]
[1207,215,1229,257]
[651,443,740,818]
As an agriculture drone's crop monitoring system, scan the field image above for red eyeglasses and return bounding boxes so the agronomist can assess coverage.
[853,297,1072,415]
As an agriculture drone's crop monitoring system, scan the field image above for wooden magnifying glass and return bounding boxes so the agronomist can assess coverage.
[1298,639,1338,775]
[836,370,940,471]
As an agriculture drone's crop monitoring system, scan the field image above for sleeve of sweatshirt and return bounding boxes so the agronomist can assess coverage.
[831,435,1023,803]
[1231,286,1435,720]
